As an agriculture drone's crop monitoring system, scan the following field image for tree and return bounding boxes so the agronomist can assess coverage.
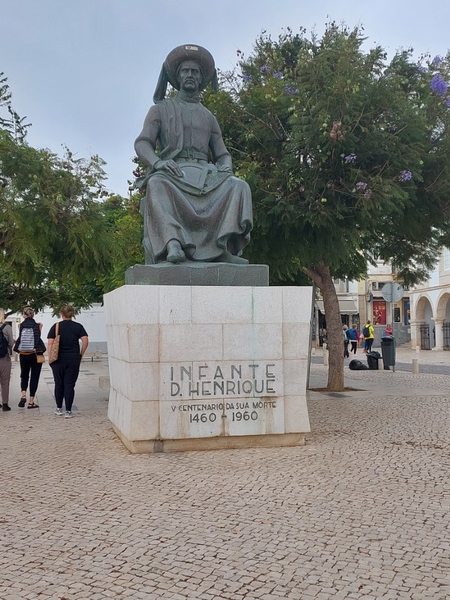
[99,192,144,293]
[0,72,114,314]
[206,23,450,390]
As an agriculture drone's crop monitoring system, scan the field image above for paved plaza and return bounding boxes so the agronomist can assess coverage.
[1,349,450,599]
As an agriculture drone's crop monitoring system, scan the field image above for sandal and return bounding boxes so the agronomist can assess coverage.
[18,398,26,408]
[27,403,39,409]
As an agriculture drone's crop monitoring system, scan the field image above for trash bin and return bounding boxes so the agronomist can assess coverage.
[381,336,396,370]
[366,351,381,370]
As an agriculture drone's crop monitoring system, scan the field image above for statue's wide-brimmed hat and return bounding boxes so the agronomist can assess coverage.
[153,44,218,102]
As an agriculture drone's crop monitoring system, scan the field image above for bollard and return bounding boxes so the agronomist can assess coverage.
[323,347,329,367]
[412,358,419,374]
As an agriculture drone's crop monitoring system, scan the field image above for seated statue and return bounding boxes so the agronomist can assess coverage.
[135,44,253,265]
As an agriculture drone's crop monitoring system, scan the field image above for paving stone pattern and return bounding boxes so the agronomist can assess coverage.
[1,357,450,599]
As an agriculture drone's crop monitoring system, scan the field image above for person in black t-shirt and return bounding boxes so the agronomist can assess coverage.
[47,305,89,418]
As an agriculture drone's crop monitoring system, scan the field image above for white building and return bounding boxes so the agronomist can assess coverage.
[409,248,450,350]
[8,303,107,352]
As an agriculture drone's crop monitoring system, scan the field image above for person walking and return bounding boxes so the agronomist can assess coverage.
[342,325,350,358]
[0,309,14,411]
[347,324,359,354]
[363,320,375,354]
[14,307,46,409]
[47,305,89,418]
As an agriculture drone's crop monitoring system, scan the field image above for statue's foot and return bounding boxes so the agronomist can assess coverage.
[166,240,186,264]
[217,251,249,265]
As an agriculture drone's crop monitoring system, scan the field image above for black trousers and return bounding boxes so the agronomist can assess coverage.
[350,341,358,354]
[50,358,81,411]
[19,353,43,397]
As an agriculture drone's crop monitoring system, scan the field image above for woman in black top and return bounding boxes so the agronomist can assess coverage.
[13,306,46,409]
[47,305,89,418]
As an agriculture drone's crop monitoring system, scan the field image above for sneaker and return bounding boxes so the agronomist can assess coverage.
[2,404,11,411]
[64,411,73,418]
[54,408,64,416]
[18,398,26,408]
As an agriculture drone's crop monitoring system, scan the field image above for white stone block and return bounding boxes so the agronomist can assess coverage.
[108,391,159,441]
[160,400,224,439]
[126,324,159,363]
[223,323,283,360]
[109,357,159,401]
[191,286,253,323]
[283,322,310,359]
[223,396,284,436]
[282,287,313,323]
[159,286,192,323]
[252,287,283,323]
[160,360,283,402]
[284,396,311,433]
[283,359,308,396]
[160,323,223,362]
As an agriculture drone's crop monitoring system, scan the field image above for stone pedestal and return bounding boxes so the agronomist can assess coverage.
[104,285,312,453]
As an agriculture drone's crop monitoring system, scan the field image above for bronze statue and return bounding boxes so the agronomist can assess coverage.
[135,45,253,265]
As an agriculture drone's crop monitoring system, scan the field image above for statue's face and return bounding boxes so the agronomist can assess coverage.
[178,60,202,92]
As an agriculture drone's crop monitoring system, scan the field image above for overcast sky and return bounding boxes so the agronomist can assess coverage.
[1,0,450,196]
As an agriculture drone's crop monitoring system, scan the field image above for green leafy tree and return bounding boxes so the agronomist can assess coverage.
[99,192,144,292]
[0,73,114,314]
[206,23,450,390]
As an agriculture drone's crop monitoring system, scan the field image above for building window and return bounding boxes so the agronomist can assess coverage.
[444,247,450,271]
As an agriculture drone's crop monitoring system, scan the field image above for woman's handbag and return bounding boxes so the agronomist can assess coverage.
[36,353,45,364]
[49,322,60,364]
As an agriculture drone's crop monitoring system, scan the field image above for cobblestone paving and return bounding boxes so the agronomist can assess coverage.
[1,362,450,599]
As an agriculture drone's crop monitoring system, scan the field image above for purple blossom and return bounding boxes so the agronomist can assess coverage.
[356,181,368,191]
[260,65,270,73]
[242,74,252,83]
[445,98,450,107]
[432,55,443,66]
[430,74,448,96]
[284,85,299,95]
[399,170,413,182]
[344,153,357,164]
[363,189,373,199]
[273,71,284,79]
[417,65,428,74]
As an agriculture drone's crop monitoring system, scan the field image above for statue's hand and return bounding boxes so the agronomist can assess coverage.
[217,164,233,173]
[154,159,183,177]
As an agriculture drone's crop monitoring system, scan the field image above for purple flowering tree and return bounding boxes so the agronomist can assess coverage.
[206,24,450,391]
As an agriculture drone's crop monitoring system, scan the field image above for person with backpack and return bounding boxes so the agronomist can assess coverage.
[0,309,14,411]
[362,320,375,354]
[342,325,350,358]
[13,306,46,409]
[346,324,359,354]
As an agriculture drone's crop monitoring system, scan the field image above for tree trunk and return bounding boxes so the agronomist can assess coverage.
[305,262,345,391]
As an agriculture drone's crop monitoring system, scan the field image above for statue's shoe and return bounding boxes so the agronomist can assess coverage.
[218,251,249,265]
[166,241,187,264]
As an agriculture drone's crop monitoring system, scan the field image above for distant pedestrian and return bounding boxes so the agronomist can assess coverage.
[14,307,46,409]
[346,324,359,354]
[0,309,14,411]
[343,325,350,358]
[47,305,89,419]
[362,320,375,353]
[384,323,393,337]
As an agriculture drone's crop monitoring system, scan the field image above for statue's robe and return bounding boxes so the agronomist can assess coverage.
[135,95,252,263]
